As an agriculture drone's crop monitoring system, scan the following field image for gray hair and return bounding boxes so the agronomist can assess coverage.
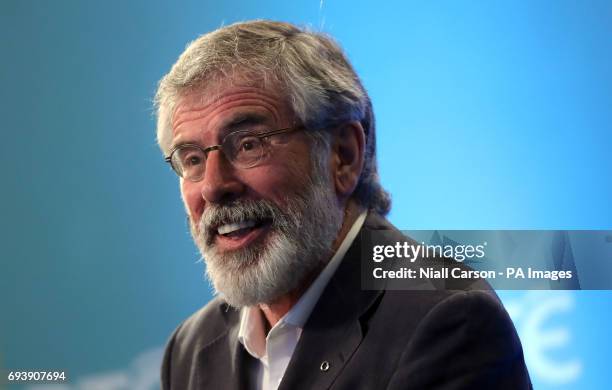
[154,20,391,215]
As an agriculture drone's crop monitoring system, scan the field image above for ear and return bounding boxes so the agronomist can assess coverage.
[330,121,365,200]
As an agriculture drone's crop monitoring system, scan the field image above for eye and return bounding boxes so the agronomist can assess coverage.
[225,132,265,166]
[184,154,202,166]
[240,140,255,151]
[177,148,204,167]
[236,136,262,153]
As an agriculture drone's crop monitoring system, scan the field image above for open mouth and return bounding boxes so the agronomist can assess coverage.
[212,218,272,251]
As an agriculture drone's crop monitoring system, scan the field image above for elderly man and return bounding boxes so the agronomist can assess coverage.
[155,20,531,390]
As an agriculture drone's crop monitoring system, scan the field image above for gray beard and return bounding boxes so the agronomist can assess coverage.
[190,174,343,308]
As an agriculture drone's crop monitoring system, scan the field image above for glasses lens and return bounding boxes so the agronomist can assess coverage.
[225,131,265,168]
[171,145,206,181]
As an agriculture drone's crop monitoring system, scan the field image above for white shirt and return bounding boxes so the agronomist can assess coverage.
[237,210,367,390]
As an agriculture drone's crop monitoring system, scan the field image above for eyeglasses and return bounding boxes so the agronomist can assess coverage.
[165,127,304,182]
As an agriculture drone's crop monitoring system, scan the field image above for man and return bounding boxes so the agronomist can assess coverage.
[155,20,532,389]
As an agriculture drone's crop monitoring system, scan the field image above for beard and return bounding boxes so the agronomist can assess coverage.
[190,170,344,308]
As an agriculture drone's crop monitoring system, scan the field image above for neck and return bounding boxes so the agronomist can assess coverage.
[258,200,364,329]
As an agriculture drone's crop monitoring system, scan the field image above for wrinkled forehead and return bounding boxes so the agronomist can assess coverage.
[169,74,297,144]
[176,71,285,112]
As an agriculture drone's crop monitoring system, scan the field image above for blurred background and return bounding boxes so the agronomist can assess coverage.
[1,1,611,389]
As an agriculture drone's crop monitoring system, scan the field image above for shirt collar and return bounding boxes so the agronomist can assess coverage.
[238,209,367,358]
[283,209,367,327]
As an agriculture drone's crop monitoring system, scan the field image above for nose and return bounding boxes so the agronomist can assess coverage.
[199,150,245,204]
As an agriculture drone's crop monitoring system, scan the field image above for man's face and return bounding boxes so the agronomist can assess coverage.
[171,82,343,307]
[173,84,310,242]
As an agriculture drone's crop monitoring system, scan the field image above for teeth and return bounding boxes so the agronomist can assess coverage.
[217,220,257,235]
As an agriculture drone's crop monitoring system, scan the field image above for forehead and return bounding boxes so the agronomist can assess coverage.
[171,78,293,137]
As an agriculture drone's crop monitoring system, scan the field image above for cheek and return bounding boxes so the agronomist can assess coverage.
[180,181,203,221]
[249,159,311,202]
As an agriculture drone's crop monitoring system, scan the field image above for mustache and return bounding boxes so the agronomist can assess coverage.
[195,199,292,245]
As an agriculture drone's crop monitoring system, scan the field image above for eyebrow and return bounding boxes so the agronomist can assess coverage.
[219,113,269,133]
[170,113,272,151]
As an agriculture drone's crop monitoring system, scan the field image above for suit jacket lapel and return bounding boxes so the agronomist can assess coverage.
[278,215,384,390]
[195,304,254,390]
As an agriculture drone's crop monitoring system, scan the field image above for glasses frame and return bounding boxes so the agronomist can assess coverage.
[164,126,304,181]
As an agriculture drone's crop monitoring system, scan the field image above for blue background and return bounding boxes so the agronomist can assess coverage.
[1,1,610,389]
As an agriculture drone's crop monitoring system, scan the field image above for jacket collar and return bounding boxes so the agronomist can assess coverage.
[191,303,254,389]
[277,212,391,390]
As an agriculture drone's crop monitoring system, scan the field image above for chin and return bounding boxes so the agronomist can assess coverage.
[204,233,321,308]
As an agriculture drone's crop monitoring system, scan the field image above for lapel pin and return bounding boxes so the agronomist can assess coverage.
[320,361,330,372]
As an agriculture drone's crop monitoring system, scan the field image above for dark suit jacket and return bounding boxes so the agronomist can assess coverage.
[161,213,532,389]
